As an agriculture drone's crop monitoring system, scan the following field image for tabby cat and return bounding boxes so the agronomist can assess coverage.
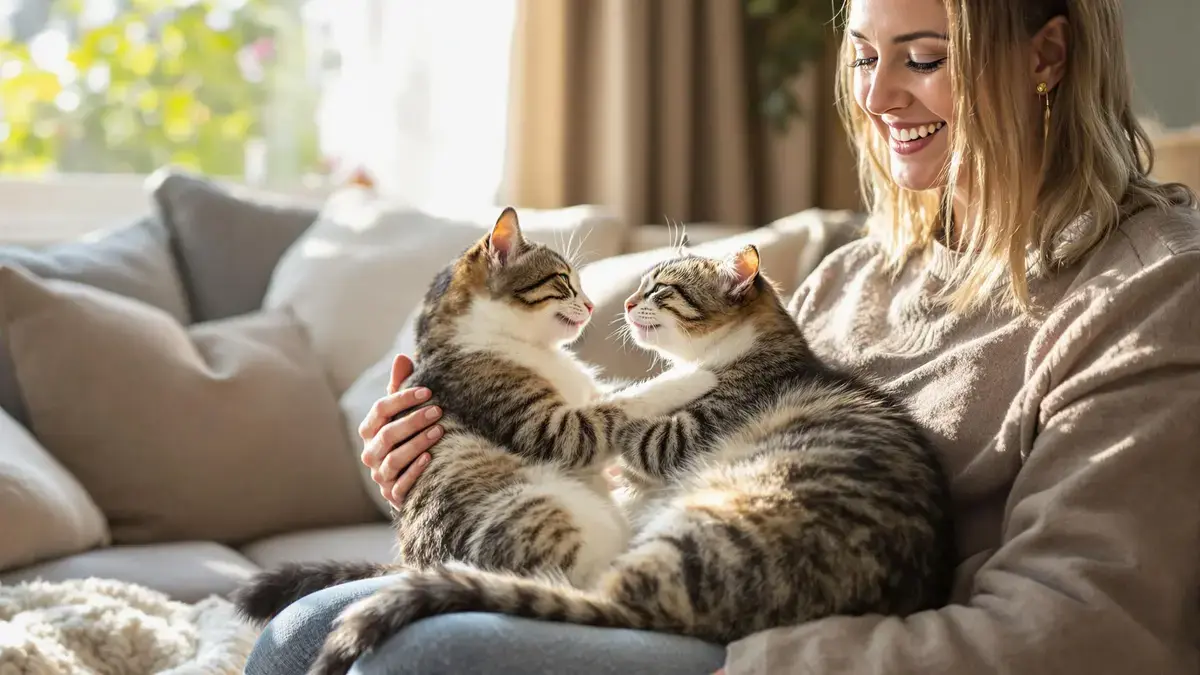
[233,207,717,625]
[305,243,957,675]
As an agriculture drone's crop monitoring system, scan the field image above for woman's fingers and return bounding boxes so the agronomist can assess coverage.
[358,386,432,443]
[376,423,444,483]
[388,354,414,395]
[361,404,442,469]
[389,452,432,506]
[359,353,438,509]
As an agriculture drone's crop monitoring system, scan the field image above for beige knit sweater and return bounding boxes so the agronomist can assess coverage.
[725,204,1200,674]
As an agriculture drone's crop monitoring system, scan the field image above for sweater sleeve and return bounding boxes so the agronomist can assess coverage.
[725,255,1200,674]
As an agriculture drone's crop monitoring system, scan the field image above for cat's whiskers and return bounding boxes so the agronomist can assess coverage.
[565,229,578,265]
[571,228,592,267]
[645,324,667,372]
[555,229,568,262]
[608,316,637,353]
[663,217,689,257]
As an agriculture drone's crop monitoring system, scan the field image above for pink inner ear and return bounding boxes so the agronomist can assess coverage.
[727,246,760,292]
[489,210,522,264]
[489,229,515,262]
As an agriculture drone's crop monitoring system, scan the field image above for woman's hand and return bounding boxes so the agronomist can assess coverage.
[359,354,443,509]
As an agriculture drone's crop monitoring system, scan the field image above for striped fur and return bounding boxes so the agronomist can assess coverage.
[233,208,716,626]
[306,244,956,675]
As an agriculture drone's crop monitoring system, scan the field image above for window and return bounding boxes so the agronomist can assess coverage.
[0,0,324,184]
[0,0,517,241]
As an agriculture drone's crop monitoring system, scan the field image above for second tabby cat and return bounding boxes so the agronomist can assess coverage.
[305,243,957,675]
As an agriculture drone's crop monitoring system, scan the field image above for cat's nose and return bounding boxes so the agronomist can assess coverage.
[625,300,637,313]
[584,301,594,313]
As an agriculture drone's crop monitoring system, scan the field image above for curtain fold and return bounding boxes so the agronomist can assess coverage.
[501,0,858,231]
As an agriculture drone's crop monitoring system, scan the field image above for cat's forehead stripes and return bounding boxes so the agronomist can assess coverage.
[496,247,575,296]
[634,252,780,337]
[650,257,721,285]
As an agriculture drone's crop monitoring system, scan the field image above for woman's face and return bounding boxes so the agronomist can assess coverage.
[849,0,954,192]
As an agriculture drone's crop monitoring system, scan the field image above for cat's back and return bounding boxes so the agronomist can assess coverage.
[706,335,929,467]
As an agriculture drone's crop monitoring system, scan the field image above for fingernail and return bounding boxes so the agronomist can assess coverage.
[427,426,443,440]
[425,407,441,420]
[419,453,431,465]
[415,388,431,400]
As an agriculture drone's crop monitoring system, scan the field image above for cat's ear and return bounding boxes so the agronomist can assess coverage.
[723,244,760,297]
[488,207,525,266]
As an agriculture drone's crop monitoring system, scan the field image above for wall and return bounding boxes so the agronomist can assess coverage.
[1124,1,1200,129]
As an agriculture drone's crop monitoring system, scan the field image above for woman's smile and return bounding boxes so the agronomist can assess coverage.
[883,120,946,155]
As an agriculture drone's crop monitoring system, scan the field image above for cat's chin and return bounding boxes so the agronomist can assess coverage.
[555,313,588,329]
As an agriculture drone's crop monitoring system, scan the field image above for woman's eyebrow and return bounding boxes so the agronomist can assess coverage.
[849,29,949,44]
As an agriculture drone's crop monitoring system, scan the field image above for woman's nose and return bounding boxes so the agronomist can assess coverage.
[863,66,908,118]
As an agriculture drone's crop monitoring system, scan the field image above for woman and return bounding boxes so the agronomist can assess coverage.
[245,0,1200,672]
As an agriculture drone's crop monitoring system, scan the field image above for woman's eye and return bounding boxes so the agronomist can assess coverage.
[850,56,877,70]
[907,57,947,73]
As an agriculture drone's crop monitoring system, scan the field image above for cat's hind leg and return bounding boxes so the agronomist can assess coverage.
[520,465,631,587]
[463,465,630,588]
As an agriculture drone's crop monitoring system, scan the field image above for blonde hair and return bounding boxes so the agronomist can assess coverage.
[835,0,1198,313]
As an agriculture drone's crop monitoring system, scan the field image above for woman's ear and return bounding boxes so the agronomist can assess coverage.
[1031,15,1069,91]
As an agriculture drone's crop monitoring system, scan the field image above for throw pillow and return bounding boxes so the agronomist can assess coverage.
[0,407,109,572]
[0,216,190,429]
[148,168,321,323]
[0,266,381,545]
[264,188,629,394]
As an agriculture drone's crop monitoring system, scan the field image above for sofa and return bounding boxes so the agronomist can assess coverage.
[0,168,864,605]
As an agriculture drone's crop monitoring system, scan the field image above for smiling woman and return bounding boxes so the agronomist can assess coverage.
[845,21,953,189]
[840,0,1194,312]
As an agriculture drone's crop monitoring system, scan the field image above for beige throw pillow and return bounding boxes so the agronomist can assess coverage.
[0,407,109,571]
[0,266,380,545]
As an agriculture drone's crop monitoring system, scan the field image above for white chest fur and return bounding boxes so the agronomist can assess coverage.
[500,341,601,406]
[453,305,601,407]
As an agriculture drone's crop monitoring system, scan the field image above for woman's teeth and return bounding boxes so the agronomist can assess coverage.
[889,122,945,142]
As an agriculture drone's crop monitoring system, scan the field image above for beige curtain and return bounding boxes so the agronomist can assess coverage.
[500,0,860,231]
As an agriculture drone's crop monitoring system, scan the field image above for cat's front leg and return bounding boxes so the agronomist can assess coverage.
[605,366,717,418]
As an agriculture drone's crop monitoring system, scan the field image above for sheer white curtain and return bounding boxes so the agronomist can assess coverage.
[307,0,517,207]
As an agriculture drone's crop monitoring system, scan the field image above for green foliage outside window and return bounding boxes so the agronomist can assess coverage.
[745,0,839,133]
[0,0,321,179]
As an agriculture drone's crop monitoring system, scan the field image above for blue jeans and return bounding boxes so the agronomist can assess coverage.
[243,575,727,675]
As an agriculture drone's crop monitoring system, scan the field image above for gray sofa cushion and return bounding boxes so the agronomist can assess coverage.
[0,216,189,427]
[0,541,260,603]
[148,169,320,323]
[239,523,397,569]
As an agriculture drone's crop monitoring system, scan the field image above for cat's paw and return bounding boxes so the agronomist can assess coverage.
[611,367,717,417]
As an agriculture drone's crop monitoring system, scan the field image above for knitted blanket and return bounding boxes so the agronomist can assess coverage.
[0,578,260,674]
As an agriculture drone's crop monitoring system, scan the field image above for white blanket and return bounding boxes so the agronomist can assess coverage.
[0,578,260,674]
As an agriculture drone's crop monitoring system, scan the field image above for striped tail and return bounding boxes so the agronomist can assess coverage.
[232,560,399,625]
[309,565,670,675]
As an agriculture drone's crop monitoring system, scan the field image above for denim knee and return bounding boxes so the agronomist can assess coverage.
[347,612,727,675]
[243,576,398,675]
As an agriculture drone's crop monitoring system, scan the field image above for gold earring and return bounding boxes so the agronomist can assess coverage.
[1037,82,1051,144]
